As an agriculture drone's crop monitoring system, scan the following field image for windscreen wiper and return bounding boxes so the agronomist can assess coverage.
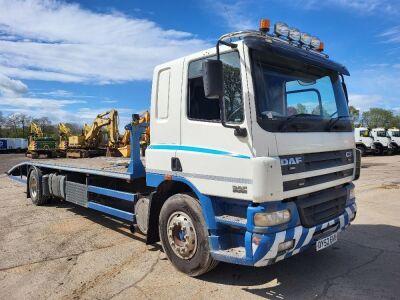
[326,115,350,131]
[280,113,320,131]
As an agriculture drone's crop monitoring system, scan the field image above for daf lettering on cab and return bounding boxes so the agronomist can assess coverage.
[8,19,360,276]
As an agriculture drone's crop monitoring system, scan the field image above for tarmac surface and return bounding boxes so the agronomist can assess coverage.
[0,153,399,299]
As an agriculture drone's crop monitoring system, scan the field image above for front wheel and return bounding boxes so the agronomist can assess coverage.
[374,145,383,155]
[159,194,218,277]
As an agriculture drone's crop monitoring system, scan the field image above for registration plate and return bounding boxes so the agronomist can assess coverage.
[316,233,337,251]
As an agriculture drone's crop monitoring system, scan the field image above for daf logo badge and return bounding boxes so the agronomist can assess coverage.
[281,157,303,166]
[345,151,352,158]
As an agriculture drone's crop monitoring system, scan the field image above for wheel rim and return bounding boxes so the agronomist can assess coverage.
[167,211,197,260]
[29,175,37,199]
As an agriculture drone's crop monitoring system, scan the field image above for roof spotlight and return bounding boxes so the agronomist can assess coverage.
[288,28,301,42]
[300,32,312,46]
[310,36,321,49]
[274,22,289,37]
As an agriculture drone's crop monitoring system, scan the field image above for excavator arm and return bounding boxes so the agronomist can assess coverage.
[84,109,119,147]
[29,122,44,137]
[58,123,72,138]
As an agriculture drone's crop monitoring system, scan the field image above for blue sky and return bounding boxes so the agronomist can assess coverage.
[0,0,399,127]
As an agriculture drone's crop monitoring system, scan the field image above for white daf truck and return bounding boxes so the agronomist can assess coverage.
[8,20,359,276]
[354,127,375,156]
[387,128,400,153]
[370,128,393,155]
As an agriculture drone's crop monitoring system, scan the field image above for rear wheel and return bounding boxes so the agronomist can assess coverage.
[28,167,48,205]
[159,193,218,276]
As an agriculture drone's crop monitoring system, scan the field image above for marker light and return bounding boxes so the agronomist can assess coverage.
[254,209,291,227]
[300,32,312,46]
[274,22,289,37]
[259,19,271,33]
[310,36,321,49]
[288,28,301,42]
[317,42,324,52]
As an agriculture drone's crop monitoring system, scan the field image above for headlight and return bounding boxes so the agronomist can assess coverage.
[254,209,291,227]
[288,28,300,42]
[300,32,312,45]
[274,22,289,37]
[349,187,355,199]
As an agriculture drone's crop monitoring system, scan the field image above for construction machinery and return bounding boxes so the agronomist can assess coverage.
[57,123,72,156]
[67,110,119,158]
[118,111,150,157]
[26,122,57,159]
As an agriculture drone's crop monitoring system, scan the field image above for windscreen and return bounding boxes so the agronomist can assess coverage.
[251,49,352,132]
[377,131,386,137]
[360,130,369,137]
[391,130,400,137]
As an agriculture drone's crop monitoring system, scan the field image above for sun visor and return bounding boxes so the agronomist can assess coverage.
[244,36,350,76]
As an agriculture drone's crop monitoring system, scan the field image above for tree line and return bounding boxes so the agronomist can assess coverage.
[349,107,400,129]
[0,111,81,138]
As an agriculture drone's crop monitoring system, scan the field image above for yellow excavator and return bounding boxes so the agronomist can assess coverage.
[58,123,72,155]
[118,111,150,157]
[26,122,57,159]
[67,109,119,158]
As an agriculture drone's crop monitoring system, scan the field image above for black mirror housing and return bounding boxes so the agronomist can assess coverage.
[202,60,224,99]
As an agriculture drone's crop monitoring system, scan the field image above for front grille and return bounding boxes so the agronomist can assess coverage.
[295,185,347,227]
[283,168,353,191]
[280,149,354,175]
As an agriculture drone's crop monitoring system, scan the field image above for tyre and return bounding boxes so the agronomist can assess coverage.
[28,167,48,205]
[159,193,218,277]
[356,146,366,157]
[374,145,383,155]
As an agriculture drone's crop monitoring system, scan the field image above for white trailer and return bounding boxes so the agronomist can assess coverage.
[0,138,28,153]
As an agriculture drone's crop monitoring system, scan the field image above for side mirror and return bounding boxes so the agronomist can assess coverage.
[202,60,224,99]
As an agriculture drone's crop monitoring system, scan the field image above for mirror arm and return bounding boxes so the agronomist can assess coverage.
[218,96,247,137]
[216,40,238,60]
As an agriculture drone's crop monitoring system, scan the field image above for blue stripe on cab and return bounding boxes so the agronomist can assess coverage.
[148,144,251,159]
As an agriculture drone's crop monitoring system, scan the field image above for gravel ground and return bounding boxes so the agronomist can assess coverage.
[0,154,399,299]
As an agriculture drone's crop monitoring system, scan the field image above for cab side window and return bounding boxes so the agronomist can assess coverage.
[187,52,243,123]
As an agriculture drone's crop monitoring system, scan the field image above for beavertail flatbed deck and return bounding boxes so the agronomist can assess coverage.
[8,157,146,180]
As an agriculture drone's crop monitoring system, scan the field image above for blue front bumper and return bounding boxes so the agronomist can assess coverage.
[210,202,357,266]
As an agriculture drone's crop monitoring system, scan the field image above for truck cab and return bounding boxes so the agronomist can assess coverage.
[146,22,359,272]
[354,127,375,156]
[370,128,392,155]
[387,128,400,153]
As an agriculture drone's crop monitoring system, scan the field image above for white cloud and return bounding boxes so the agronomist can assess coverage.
[0,73,28,96]
[0,0,211,84]
[299,0,400,15]
[349,94,384,111]
[205,0,255,31]
[101,99,118,104]
[380,26,400,43]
